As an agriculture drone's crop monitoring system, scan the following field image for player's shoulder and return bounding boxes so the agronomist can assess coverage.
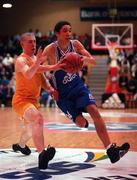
[16,55,25,63]
[16,53,31,66]
[14,55,26,71]
[71,39,79,44]
[72,39,83,47]
[43,42,55,54]
[71,40,84,52]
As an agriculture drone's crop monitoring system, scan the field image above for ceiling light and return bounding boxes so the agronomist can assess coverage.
[2,3,12,8]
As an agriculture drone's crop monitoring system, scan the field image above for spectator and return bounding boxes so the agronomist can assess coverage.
[0,75,10,107]
[40,90,49,107]
[119,72,129,91]
[127,77,137,95]
[131,63,137,79]
[2,53,13,67]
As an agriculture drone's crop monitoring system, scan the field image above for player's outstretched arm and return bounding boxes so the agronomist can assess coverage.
[37,43,66,73]
[37,60,66,73]
[15,47,46,79]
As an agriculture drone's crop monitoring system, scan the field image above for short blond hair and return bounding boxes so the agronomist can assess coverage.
[20,32,35,42]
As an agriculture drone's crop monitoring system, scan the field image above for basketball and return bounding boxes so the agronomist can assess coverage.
[62,52,83,73]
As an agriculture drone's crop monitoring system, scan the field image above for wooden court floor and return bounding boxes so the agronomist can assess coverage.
[0,107,137,151]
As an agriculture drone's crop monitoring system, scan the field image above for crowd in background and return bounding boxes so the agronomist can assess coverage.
[106,47,137,108]
[0,29,137,107]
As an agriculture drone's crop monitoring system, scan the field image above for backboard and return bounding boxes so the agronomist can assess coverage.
[92,23,133,49]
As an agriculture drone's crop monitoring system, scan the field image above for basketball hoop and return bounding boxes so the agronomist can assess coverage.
[92,23,133,50]
[107,41,119,60]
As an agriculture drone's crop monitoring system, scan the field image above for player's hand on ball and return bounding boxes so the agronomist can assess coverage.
[60,58,76,73]
[60,52,84,73]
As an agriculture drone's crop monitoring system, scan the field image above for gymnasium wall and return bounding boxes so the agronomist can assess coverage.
[0,0,137,36]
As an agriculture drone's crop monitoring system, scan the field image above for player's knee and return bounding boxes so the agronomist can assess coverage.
[75,116,89,128]
[35,113,44,126]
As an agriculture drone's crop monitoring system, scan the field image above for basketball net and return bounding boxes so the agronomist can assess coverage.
[107,41,119,60]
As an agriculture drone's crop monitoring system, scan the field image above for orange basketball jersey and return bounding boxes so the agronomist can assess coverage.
[12,53,42,116]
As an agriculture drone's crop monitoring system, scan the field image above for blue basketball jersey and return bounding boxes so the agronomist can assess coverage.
[51,40,84,98]
[50,40,96,122]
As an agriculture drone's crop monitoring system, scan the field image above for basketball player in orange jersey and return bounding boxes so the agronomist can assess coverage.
[12,32,65,170]
[43,21,130,164]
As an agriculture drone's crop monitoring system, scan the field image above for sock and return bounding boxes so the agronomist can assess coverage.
[18,144,25,148]
[85,120,89,128]
[106,143,112,150]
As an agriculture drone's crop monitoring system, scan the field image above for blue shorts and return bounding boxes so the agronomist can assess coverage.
[57,86,96,122]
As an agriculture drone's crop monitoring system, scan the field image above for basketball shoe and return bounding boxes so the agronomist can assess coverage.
[12,143,31,155]
[39,145,56,170]
[107,142,130,163]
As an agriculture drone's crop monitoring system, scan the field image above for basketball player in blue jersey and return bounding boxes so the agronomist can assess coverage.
[43,21,130,164]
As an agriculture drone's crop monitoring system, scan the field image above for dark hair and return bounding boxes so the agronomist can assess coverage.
[54,21,71,33]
